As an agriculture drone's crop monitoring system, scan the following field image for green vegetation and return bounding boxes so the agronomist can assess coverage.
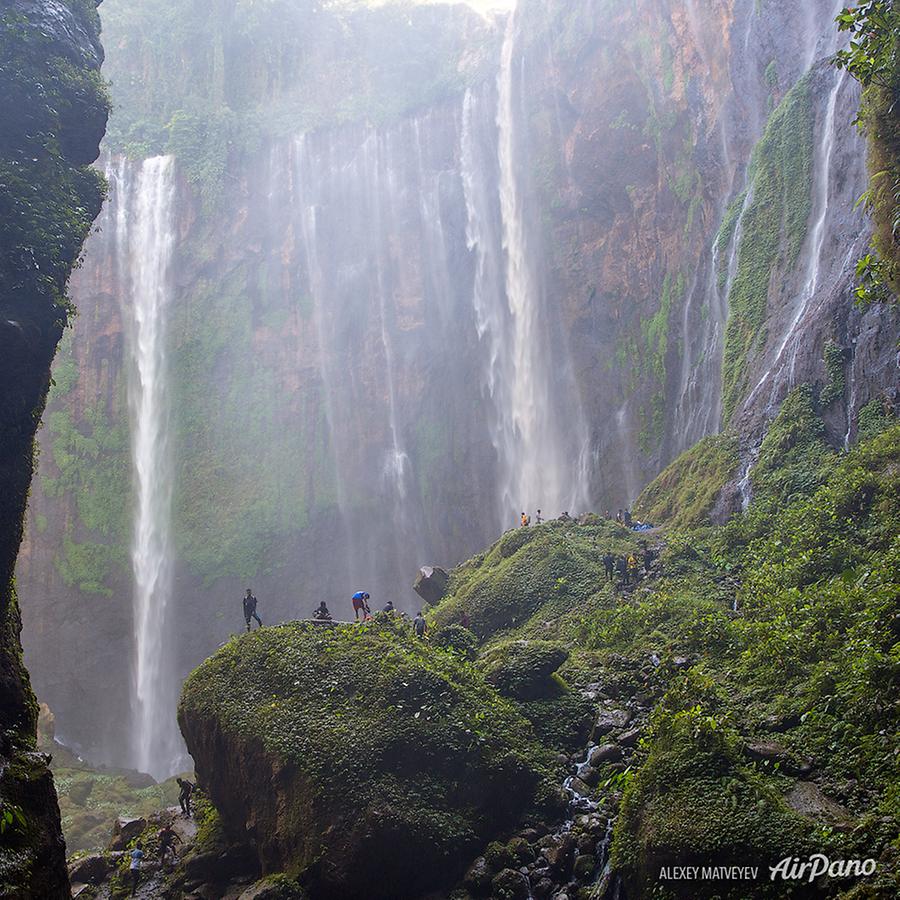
[721,76,814,420]
[634,433,739,529]
[834,2,900,301]
[821,340,846,406]
[179,616,556,893]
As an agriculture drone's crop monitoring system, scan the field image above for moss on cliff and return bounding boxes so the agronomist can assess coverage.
[634,434,739,530]
[721,75,814,421]
[179,617,556,897]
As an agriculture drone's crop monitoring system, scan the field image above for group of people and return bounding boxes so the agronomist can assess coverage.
[602,543,655,586]
[127,778,195,894]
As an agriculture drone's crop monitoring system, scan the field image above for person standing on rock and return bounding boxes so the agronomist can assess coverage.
[536,509,543,524]
[129,842,144,896]
[413,611,427,638]
[615,555,628,586]
[177,777,194,817]
[243,589,262,631]
[313,601,333,621]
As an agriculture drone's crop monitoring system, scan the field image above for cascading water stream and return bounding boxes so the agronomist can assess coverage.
[117,155,185,779]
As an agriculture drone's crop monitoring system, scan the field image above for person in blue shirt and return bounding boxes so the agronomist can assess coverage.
[129,842,144,896]
[351,591,371,621]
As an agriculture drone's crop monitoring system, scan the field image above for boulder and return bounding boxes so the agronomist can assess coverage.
[588,744,623,765]
[68,853,110,885]
[413,566,450,605]
[744,740,812,775]
[491,868,531,900]
[617,727,643,748]
[179,620,553,899]
[593,708,631,736]
[464,856,493,894]
[108,816,146,851]
[785,782,850,823]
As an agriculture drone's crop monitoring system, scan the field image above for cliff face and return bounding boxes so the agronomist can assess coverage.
[16,0,900,775]
[0,1,108,895]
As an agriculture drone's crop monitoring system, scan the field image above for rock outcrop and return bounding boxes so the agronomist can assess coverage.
[178,619,556,899]
[0,1,108,896]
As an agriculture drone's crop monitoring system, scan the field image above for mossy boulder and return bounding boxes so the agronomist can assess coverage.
[431,522,627,640]
[478,641,569,701]
[612,705,815,899]
[179,619,555,899]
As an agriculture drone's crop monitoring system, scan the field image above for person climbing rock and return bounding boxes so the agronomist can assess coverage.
[129,842,144,896]
[382,600,395,613]
[177,777,194,817]
[603,551,615,580]
[158,823,181,864]
[536,509,543,524]
[243,589,262,631]
[313,601,332,621]
[413,611,427,638]
[352,591,371,621]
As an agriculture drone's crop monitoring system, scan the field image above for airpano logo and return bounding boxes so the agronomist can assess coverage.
[769,854,877,882]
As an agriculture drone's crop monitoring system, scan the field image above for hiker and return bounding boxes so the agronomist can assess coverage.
[521,512,529,527]
[536,509,543,524]
[616,555,628,585]
[313,601,332,621]
[642,545,655,572]
[602,551,615,580]
[604,509,611,519]
[626,553,638,583]
[383,600,395,613]
[129,842,144,896]
[616,509,624,524]
[413,611,427,638]
[243,589,262,632]
[158,823,181,864]
[624,509,633,527]
[177,777,194,817]
[352,591,371,621]
[459,610,471,629]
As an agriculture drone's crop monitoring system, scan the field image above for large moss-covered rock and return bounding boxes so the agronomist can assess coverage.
[178,619,555,899]
[613,703,815,899]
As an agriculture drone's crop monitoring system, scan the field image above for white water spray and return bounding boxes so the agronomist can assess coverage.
[118,156,184,779]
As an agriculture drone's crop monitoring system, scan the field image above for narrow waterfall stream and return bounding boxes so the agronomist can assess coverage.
[117,155,186,779]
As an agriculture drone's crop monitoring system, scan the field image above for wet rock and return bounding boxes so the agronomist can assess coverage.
[237,877,307,899]
[573,853,597,880]
[576,834,596,855]
[541,834,576,877]
[579,765,600,787]
[588,744,623,765]
[763,711,802,733]
[745,740,812,775]
[617,727,643,747]
[413,565,450,605]
[68,853,110,885]
[567,776,591,797]
[491,867,530,900]
[108,816,146,851]
[465,856,493,894]
[532,877,555,899]
[785,781,851,823]
[594,708,631,735]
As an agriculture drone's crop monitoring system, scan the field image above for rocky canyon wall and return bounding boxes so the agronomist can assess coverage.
[16,0,899,775]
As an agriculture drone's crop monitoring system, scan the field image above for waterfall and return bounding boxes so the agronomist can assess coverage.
[460,4,592,525]
[117,156,185,779]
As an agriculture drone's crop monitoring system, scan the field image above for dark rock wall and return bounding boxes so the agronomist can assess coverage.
[0,1,108,895]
